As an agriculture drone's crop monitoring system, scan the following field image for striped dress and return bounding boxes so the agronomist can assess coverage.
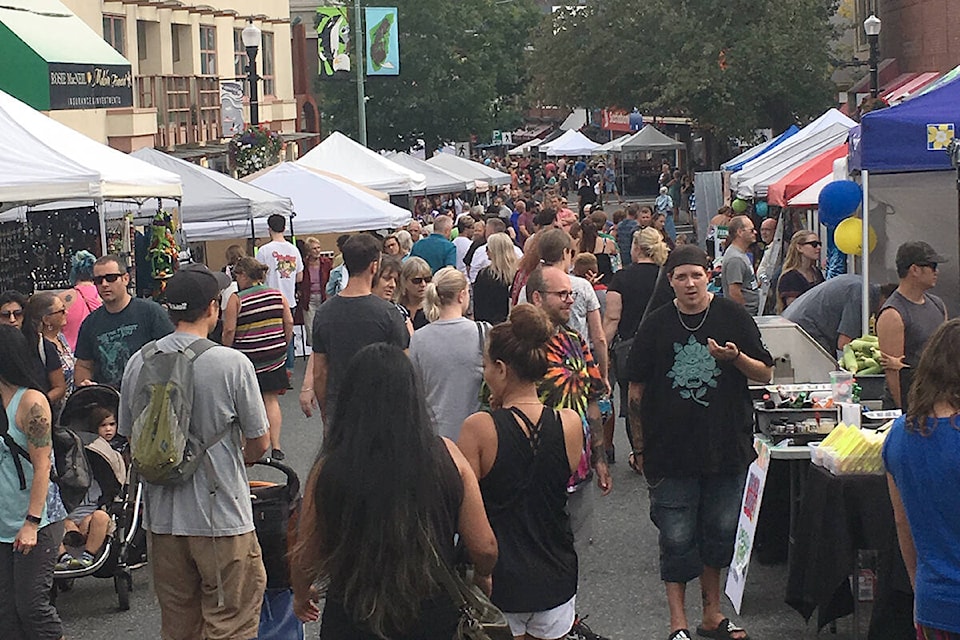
[234,284,287,373]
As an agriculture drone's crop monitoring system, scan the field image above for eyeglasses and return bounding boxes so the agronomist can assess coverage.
[916,262,939,271]
[1,309,23,319]
[93,273,125,285]
[410,276,432,285]
[802,241,822,248]
[45,309,66,317]
[541,290,574,300]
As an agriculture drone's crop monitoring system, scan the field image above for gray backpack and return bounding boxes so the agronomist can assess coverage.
[130,338,229,485]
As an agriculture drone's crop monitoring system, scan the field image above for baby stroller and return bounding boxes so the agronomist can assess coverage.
[250,459,303,640]
[52,385,144,611]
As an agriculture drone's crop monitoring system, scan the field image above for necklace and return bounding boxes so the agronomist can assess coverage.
[675,298,711,332]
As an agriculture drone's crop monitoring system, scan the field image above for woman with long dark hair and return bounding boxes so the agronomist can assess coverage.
[0,325,66,638]
[883,319,960,639]
[3,292,66,413]
[291,343,497,639]
[458,304,583,639]
[22,292,71,414]
[577,219,617,285]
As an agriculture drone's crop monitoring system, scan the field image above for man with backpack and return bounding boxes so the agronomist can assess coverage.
[118,267,270,640]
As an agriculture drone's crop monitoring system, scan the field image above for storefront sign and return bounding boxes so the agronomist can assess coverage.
[601,108,632,132]
[47,63,132,110]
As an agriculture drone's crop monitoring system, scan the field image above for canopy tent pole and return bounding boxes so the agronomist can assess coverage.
[861,170,871,337]
[97,199,107,255]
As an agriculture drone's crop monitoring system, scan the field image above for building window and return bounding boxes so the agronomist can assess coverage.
[233,28,247,78]
[262,32,275,96]
[200,25,217,75]
[103,14,125,56]
[137,20,147,61]
[172,25,180,63]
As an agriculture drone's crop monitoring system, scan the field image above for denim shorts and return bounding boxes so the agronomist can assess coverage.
[646,470,748,584]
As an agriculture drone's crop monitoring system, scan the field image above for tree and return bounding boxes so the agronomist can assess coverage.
[317,0,541,152]
[531,0,839,145]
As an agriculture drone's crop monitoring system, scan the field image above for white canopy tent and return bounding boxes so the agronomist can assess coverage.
[296,131,427,195]
[0,89,181,207]
[507,137,543,156]
[618,125,686,153]
[384,152,472,194]
[541,129,600,156]
[182,163,411,241]
[103,148,292,223]
[427,153,512,187]
[592,134,634,155]
[731,109,856,199]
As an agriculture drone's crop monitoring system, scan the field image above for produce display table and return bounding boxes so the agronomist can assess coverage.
[785,465,913,637]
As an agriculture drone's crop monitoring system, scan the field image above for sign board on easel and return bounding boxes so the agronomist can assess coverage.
[724,438,771,613]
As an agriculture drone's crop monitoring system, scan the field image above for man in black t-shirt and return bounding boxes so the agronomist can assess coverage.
[301,235,409,431]
[626,245,773,640]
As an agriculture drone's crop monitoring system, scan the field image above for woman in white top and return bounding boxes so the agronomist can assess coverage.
[409,268,485,440]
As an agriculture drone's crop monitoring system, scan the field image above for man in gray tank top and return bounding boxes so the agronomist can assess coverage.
[877,241,948,410]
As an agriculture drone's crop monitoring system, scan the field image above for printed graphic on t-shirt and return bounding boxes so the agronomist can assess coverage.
[96,324,139,384]
[668,336,721,407]
[272,252,299,279]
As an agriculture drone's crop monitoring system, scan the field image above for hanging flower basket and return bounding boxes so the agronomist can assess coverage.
[229,125,283,177]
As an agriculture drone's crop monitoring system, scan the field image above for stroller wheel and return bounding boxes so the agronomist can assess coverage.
[115,572,132,611]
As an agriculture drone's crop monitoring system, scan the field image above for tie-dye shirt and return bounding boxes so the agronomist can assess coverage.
[537,325,603,491]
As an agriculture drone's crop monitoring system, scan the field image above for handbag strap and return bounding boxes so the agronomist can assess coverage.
[426,536,470,611]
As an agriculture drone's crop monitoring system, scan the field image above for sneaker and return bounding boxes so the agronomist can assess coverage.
[567,615,610,640]
[67,552,95,570]
[54,553,74,571]
[271,449,285,461]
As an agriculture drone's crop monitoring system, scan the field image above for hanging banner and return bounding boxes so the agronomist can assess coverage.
[365,7,399,76]
[219,81,244,136]
[317,7,352,79]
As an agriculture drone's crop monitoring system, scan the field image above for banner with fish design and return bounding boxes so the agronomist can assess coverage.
[317,7,352,79]
[364,7,399,76]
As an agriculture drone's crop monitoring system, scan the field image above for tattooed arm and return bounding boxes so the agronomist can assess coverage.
[627,382,645,475]
[14,392,53,553]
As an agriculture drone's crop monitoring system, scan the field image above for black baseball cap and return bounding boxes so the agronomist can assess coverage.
[164,266,226,312]
[895,241,948,273]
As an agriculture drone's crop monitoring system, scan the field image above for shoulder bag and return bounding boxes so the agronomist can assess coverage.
[428,540,512,640]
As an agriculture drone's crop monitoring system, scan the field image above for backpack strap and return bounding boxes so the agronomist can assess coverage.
[182,338,217,362]
[0,389,32,491]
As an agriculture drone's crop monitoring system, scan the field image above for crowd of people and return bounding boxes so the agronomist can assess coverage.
[1,157,957,640]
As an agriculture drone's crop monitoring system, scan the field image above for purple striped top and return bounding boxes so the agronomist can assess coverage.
[234,284,287,373]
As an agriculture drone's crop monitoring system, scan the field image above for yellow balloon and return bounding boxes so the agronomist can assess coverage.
[834,217,877,255]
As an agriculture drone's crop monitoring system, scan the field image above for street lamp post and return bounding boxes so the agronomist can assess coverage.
[242,20,262,126]
[864,14,882,98]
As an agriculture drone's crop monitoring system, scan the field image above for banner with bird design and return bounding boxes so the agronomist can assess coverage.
[364,7,399,76]
[316,7,352,78]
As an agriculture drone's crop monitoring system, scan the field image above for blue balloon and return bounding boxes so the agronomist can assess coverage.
[755,201,769,217]
[818,180,862,227]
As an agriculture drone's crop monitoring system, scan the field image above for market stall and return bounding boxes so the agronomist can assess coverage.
[296,131,427,195]
[539,129,600,156]
[182,162,410,241]
[614,125,685,196]
[722,125,800,173]
[426,152,512,187]
[384,152,473,194]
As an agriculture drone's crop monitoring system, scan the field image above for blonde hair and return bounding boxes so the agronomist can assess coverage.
[485,233,518,284]
[776,230,819,312]
[633,227,670,265]
[304,236,322,249]
[398,257,432,307]
[573,252,598,277]
[423,267,467,322]
[395,230,414,254]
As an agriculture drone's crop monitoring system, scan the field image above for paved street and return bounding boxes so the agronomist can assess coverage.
[58,359,864,639]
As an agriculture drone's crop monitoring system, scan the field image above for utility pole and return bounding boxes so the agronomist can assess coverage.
[354,0,367,145]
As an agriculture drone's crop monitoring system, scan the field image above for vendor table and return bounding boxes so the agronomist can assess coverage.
[785,465,913,638]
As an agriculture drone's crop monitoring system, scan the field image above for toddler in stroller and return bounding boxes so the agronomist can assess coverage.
[55,406,126,571]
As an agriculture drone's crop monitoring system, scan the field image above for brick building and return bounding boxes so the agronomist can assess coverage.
[871,0,960,73]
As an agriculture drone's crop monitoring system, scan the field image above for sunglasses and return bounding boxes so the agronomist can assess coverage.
[410,276,432,285]
[45,309,66,317]
[1,309,23,319]
[802,241,822,248]
[93,273,125,285]
[916,262,938,271]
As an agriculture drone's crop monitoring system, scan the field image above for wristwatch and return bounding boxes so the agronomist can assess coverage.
[24,514,41,525]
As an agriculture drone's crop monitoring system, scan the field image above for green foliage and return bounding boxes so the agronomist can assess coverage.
[317,0,541,152]
[532,0,840,139]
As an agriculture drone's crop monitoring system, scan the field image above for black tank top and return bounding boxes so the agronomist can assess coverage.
[480,407,577,612]
[320,438,463,639]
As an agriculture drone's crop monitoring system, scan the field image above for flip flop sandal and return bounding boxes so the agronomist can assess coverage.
[668,630,692,640]
[696,618,750,640]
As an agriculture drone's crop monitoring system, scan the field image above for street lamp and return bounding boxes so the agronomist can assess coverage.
[864,14,882,98]
[242,19,262,126]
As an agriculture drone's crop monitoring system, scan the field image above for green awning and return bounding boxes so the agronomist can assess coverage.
[0,0,133,110]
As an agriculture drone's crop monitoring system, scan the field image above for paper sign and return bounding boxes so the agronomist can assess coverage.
[725,438,771,613]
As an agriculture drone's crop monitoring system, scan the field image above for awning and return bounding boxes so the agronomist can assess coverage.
[0,0,133,111]
[767,143,847,207]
